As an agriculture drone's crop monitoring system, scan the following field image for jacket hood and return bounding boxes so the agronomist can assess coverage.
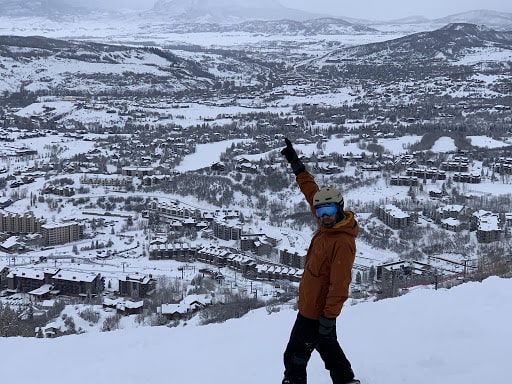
[331,210,359,237]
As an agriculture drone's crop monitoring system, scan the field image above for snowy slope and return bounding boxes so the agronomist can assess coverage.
[140,0,319,23]
[3,276,511,383]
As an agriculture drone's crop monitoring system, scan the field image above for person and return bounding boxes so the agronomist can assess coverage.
[280,137,360,384]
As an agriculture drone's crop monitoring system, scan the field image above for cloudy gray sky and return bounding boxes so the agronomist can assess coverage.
[280,0,512,20]
[69,0,512,20]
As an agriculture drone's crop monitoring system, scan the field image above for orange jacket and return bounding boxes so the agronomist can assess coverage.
[296,171,359,320]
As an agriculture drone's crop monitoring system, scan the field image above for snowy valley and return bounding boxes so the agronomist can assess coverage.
[0,2,511,381]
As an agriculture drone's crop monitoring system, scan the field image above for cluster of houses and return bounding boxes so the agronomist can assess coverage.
[0,266,162,300]
[0,266,160,323]
[147,200,310,280]
[435,204,508,243]
[378,202,510,243]
[147,185,509,296]
[159,294,213,321]
[148,200,243,241]
[0,263,219,336]
[392,156,481,186]
[150,243,303,283]
[42,185,75,197]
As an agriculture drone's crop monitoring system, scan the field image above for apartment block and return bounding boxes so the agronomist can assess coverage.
[0,211,44,234]
[41,222,84,246]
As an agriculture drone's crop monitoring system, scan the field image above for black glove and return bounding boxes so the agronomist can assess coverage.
[318,316,336,337]
[281,138,305,175]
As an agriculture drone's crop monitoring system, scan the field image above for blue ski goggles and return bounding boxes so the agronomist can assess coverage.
[314,203,338,218]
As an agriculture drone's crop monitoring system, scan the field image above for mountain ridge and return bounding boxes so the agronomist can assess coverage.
[0,35,215,95]
[1,22,510,101]
[315,22,512,65]
[0,1,511,31]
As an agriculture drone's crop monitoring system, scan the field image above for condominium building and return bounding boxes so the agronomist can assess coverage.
[41,222,84,246]
[0,211,44,234]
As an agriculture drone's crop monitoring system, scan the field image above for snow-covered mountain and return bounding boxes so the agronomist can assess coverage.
[367,9,512,31]
[434,9,512,30]
[0,0,97,18]
[148,0,321,23]
[1,22,510,97]
[1,1,511,31]
[0,36,216,94]
[313,23,512,67]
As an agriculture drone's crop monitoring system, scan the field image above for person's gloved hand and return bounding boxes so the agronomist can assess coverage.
[319,316,336,337]
[281,138,299,163]
[281,138,305,175]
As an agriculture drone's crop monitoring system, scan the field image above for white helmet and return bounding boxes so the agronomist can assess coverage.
[313,187,344,207]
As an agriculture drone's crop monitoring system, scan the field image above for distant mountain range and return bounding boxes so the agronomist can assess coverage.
[0,22,510,97]
[316,23,512,64]
[0,0,511,32]
[0,0,122,19]
[148,0,321,23]
[0,0,76,17]
[434,9,512,29]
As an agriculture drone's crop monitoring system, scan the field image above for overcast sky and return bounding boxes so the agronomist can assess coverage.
[280,0,512,20]
[72,0,512,20]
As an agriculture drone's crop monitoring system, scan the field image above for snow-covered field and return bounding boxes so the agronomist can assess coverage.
[3,276,511,384]
[1,10,511,383]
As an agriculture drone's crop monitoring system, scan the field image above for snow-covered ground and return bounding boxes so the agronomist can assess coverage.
[2,132,512,384]
[1,10,511,383]
[3,276,510,383]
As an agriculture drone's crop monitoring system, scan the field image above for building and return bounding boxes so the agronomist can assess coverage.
[405,167,446,180]
[240,234,276,256]
[212,219,242,241]
[390,176,419,186]
[0,210,83,247]
[121,166,154,177]
[160,294,213,321]
[441,159,469,172]
[472,210,502,243]
[51,270,104,297]
[6,267,48,293]
[42,185,75,197]
[227,254,257,275]
[377,260,434,292]
[195,245,232,266]
[441,217,463,232]
[41,221,84,246]
[0,210,44,234]
[0,198,13,209]
[118,272,156,298]
[453,173,481,184]
[436,204,468,221]
[377,204,412,229]
[148,200,201,220]
[80,174,132,188]
[149,241,196,261]
[103,298,144,316]
[279,248,307,269]
[28,284,55,301]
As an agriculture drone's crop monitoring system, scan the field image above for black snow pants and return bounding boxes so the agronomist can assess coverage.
[282,313,355,384]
